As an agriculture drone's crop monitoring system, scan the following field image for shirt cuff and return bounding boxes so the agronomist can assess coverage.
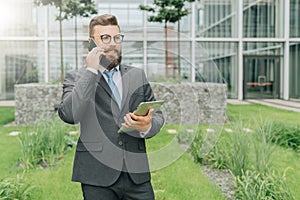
[86,67,98,74]
[140,123,152,138]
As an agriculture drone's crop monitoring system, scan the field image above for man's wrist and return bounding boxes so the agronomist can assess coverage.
[140,123,152,138]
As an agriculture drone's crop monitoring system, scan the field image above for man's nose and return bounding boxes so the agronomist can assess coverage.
[108,38,117,45]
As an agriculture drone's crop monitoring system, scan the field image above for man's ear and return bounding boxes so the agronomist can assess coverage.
[88,37,92,42]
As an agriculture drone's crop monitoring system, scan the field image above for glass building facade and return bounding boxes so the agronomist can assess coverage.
[0,0,299,100]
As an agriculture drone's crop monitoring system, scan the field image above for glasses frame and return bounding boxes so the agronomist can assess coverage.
[92,33,124,44]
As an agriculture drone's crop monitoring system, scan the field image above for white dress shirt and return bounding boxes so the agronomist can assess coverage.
[86,66,151,137]
[87,66,122,100]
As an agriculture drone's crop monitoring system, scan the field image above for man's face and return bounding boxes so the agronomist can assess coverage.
[91,25,122,69]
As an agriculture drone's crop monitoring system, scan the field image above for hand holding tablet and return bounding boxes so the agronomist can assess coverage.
[118,100,164,134]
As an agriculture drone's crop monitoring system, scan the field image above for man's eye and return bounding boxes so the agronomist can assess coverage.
[102,35,110,39]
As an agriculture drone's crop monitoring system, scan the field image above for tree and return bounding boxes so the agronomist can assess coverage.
[34,0,65,83]
[62,0,98,70]
[139,0,195,80]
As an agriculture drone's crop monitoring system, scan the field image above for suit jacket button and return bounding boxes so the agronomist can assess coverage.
[118,141,123,146]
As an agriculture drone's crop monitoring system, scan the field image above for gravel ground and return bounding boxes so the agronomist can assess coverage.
[200,165,235,200]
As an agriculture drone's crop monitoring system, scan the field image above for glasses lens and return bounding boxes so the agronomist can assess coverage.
[101,35,111,44]
[114,34,124,43]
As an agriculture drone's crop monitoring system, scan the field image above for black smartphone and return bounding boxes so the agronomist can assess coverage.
[88,38,97,52]
[88,38,106,66]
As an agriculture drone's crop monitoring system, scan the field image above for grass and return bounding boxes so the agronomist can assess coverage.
[0,106,14,125]
[146,126,226,199]
[0,107,225,200]
[227,103,300,199]
[151,154,226,200]
[18,119,77,169]
[227,104,300,126]
[272,146,300,198]
[2,103,300,199]
[0,174,35,200]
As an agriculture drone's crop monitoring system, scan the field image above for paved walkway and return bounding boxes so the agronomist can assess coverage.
[0,101,15,106]
[227,99,300,113]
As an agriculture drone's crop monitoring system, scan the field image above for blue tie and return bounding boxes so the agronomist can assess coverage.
[103,69,122,108]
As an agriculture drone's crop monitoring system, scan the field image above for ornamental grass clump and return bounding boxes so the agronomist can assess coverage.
[0,174,34,200]
[234,170,294,200]
[18,117,77,169]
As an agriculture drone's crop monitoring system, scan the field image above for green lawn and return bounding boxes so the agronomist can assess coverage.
[0,107,225,200]
[1,104,300,199]
[227,104,300,199]
[0,106,14,125]
[227,104,300,126]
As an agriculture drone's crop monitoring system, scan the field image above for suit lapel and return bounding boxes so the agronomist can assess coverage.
[98,66,129,113]
[98,73,122,112]
[120,64,129,110]
[98,74,113,98]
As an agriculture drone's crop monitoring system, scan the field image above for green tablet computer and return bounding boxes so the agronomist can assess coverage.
[118,100,164,134]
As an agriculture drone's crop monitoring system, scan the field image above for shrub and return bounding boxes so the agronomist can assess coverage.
[190,121,295,200]
[189,126,228,169]
[189,128,204,163]
[0,174,34,200]
[176,124,198,145]
[252,121,275,173]
[223,130,251,177]
[18,117,77,169]
[235,170,294,200]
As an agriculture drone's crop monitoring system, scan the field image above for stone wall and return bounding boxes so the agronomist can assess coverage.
[14,83,227,125]
[152,83,227,124]
[15,83,62,125]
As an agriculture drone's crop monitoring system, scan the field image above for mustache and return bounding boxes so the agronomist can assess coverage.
[104,47,119,53]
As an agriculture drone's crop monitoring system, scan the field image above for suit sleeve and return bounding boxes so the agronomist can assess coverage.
[141,70,165,139]
[58,68,99,124]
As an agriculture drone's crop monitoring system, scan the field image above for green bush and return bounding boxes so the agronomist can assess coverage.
[189,128,204,163]
[252,121,275,173]
[176,124,198,145]
[189,121,293,199]
[190,124,251,173]
[189,127,228,169]
[226,121,294,200]
[0,174,34,200]
[18,118,77,169]
[223,130,251,177]
[235,170,294,200]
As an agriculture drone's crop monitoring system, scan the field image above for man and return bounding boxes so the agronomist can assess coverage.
[58,14,164,200]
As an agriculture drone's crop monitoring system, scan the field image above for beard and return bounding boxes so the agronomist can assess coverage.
[100,47,122,70]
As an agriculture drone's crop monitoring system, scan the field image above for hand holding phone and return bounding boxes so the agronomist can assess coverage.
[87,38,117,70]
[88,38,98,52]
[86,38,104,70]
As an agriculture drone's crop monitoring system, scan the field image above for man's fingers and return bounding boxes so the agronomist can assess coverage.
[124,115,131,126]
[130,113,140,121]
[124,113,136,126]
[94,47,104,56]
[123,109,153,130]
[147,108,154,117]
[130,108,153,120]
[122,123,130,128]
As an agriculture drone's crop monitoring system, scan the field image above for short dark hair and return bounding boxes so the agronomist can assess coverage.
[89,14,120,37]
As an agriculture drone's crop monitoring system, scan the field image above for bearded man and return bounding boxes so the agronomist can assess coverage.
[58,14,164,200]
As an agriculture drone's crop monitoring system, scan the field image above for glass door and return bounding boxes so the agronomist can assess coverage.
[244,56,280,99]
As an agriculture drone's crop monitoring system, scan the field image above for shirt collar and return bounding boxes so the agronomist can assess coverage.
[99,65,120,74]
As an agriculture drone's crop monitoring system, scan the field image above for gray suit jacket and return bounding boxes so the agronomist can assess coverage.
[58,64,164,187]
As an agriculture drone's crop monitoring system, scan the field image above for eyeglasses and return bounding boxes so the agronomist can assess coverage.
[94,34,124,44]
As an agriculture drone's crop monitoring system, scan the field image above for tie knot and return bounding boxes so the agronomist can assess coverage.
[103,68,117,79]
